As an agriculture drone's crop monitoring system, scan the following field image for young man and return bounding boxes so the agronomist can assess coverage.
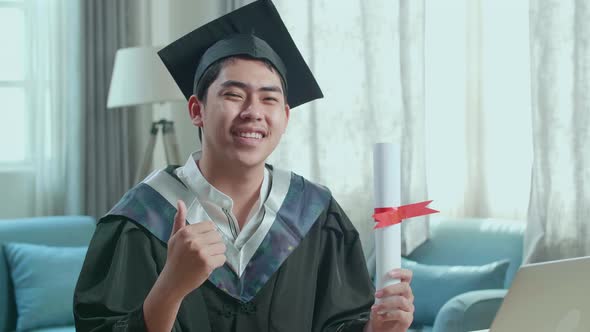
[74,1,414,331]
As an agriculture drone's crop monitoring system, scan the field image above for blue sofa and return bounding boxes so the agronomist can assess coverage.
[1,215,524,332]
[367,218,526,332]
[0,216,95,332]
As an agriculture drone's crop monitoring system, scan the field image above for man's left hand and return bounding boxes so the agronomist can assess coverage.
[365,268,414,332]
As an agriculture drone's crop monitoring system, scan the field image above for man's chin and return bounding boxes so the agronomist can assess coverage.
[231,153,269,170]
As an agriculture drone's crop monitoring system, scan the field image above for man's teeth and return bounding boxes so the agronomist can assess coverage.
[238,132,263,139]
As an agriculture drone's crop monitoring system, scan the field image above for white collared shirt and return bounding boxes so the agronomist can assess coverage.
[174,151,270,248]
[174,151,290,277]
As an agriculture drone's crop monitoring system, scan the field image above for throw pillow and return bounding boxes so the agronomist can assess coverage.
[3,243,87,331]
[402,258,509,326]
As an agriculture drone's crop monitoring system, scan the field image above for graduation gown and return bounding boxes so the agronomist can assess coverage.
[74,167,375,331]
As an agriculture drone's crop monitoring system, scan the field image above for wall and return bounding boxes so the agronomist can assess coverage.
[0,170,33,218]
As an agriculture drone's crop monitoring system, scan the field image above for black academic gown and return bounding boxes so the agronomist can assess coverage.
[74,168,375,332]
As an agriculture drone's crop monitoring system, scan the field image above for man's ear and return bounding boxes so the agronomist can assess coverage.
[188,95,204,127]
[283,104,291,132]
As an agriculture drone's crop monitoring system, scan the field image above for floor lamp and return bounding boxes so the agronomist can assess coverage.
[107,46,186,183]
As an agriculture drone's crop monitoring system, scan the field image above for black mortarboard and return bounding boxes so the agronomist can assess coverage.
[158,0,323,109]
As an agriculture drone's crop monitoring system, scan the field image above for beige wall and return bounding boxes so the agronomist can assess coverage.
[0,171,33,218]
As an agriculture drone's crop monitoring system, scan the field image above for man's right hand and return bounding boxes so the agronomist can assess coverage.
[161,200,227,299]
[144,200,226,331]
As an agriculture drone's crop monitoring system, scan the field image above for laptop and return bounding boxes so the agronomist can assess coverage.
[487,255,590,332]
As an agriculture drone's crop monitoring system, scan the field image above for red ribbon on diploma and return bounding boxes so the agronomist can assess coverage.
[373,200,438,229]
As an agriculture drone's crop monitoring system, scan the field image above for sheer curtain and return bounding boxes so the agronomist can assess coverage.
[425,0,532,221]
[29,0,83,216]
[24,0,145,218]
[228,0,430,255]
[82,0,145,219]
[525,0,590,263]
[28,0,137,218]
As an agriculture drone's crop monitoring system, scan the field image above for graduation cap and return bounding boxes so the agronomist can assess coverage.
[158,0,323,109]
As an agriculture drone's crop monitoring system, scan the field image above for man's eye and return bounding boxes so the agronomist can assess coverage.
[264,97,278,102]
[225,93,243,98]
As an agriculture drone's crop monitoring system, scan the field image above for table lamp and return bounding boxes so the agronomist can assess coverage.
[107,46,186,182]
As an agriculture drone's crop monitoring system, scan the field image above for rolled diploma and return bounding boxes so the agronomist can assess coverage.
[373,143,401,297]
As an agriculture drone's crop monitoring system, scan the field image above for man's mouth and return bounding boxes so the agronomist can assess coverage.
[236,132,264,139]
[232,128,267,140]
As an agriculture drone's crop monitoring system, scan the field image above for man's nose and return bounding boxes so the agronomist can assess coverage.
[240,101,263,121]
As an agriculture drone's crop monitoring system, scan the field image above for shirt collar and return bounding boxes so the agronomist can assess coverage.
[177,151,270,214]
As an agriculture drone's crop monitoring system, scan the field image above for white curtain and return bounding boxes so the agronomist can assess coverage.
[424,0,532,221]
[525,0,590,263]
[228,0,430,256]
[29,0,83,216]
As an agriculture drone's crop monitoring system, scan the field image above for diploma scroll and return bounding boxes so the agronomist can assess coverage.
[373,143,402,293]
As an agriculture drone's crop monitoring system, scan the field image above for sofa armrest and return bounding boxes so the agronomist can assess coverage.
[432,289,507,332]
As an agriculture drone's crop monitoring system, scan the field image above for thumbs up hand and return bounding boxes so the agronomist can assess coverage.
[160,200,227,299]
[170,199,189,236]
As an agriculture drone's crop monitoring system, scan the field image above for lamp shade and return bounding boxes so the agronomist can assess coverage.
[107,46,185,108]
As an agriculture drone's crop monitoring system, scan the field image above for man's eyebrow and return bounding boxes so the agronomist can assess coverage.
[220,80,249,90]
[259,85,283,93]
[220,80,282,93]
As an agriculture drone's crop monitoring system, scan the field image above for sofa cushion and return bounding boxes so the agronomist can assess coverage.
[3,243,87,331]
[407,218,525,288]
[403,258,509,327]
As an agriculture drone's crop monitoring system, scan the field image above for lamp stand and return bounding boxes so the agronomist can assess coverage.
[136,119,181,183]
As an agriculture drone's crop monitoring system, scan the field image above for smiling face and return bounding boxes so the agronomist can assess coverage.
[189,57,290,170]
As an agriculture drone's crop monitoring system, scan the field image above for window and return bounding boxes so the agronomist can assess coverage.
[0,0,82,217]
[0,0,29,165]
